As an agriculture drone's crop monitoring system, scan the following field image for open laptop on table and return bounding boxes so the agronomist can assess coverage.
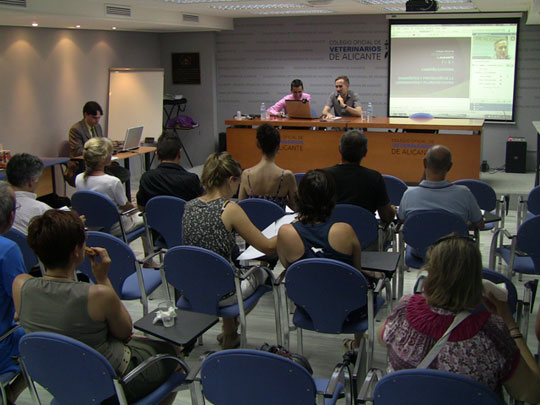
[112,126,144,154]
[285,99,319,119]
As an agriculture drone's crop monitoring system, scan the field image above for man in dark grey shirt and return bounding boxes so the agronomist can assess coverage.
[321,75,363,118]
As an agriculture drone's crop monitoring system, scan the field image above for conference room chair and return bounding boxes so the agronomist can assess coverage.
[237,198,286,232]
[144,196,186,250]
[369,369,502,405]
[282,258,385,384]
[454,179,505,235]
[0,325,23,405]
[78,231,163,316]
[4,228,42,275]
[516,185,540,232]
[19,331,189,405]
[382,174,408,207]
[163,245,281,348]
[398,210,469,297]
[294,172,305,186]
[194,349,350,405]
[71,190,146,246]
[330,204,381,250]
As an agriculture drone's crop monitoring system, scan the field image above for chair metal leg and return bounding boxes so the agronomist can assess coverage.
[190,380,205,405]
[135,263,149,316]
[280,283,290,350]
[272,285,282,346]
[234,277,247,348]
[297,327,304,356]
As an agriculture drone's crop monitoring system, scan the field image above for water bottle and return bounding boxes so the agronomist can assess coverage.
[260,102,267,120]
[367,102,373,121]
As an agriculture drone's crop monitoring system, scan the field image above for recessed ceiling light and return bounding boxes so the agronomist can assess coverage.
[164,0,265,3]
[75,25,81,28]
[31,22,38,27]
[251,9,333,15]
[211,3,308,10]
[112,26,117,30]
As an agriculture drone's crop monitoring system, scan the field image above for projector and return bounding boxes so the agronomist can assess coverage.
[406,0,439,12]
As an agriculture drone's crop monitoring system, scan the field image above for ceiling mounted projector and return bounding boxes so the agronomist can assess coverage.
[406,0,439,12]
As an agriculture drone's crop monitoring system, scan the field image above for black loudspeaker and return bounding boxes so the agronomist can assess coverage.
[218,132,227,152]
[505,137,527,173]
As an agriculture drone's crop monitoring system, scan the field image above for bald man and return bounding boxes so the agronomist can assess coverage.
[398,145,484,230]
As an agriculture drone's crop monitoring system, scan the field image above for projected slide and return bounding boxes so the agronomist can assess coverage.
[389,20,518,122]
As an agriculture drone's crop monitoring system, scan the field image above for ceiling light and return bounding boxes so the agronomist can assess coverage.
[211,3,308,10]
[164,0,266,3]
[440,4,476,9]
[363,0,471,3]
[75,25,81,28]
[112,26,117,30]
[251,9,334,15]
[31,22,38,27]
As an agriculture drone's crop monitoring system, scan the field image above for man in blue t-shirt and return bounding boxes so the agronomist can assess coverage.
[0,182,27,402]
[398,145,484,230]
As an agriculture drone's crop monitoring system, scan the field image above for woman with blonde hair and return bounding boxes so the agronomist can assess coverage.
[238,124,298,210]
[182,152,276,349]
[75,137,150,253]
[378,234,540,402]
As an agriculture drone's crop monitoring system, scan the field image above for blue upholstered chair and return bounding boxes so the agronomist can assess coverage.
[330,204,380,250]
[382,174,408,207]
[78,231,163,315]
[4,228,41,274]
[19,332,189,405]
[198,349,350,405]
[237,198,285,231]
[517,185,540,232]
[144,195,186,250]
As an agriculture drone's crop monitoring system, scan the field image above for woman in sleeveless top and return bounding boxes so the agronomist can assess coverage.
[378,235,540,402]
[238,124,298,211]
[277,169,383,349]
[12,210,180,405]
[182,152,276,349]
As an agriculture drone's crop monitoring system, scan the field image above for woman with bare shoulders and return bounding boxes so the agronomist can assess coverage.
[238,124,298,211]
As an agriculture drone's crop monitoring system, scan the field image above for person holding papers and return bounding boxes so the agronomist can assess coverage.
[267,79,311,116]
[182,152,276,349]
[321,75,362,119]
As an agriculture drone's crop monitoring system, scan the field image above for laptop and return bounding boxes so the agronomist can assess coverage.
[285,100,319,119]
[113,126,143,153]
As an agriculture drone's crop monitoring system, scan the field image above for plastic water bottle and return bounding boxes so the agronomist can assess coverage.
[367,102,373,121]
[260,102,267,120]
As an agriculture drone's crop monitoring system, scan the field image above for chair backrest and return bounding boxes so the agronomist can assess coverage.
[482,268,518,315]
[237,198,285,231]
[201,349,317,405]
[453,179,497,212]
[78,231,138,297]
[402,210,469,259]
[330,204,378,249]
[286,258,369,333]
[294,172,305,186]
[145,196,186,248]
[5,228,38,272]
[58,140,71,157]
[373,369,502,405]
[164,246,235,315]
[516,215,540,273]
[71,190,119,233]
[527,185,540,215]
[382,174,408,207]
[19,332,119,404]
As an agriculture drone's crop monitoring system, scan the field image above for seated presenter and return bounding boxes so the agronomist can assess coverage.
[267,79,311,116]
[321,75,362,119]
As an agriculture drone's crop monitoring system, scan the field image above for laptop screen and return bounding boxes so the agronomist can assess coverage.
[123,126,144,150]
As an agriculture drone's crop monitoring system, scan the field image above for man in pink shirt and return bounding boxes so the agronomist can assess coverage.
[267,79,312,116]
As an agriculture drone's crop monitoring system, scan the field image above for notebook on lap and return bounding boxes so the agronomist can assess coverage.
[285,100,319,119]
[113,126,144,154]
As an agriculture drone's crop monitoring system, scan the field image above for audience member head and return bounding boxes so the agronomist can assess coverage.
[201,152,242,191]
[290,79,304,99]
[424,145,452,178]
[423,233,483,312]
[83,137,113,178]
[27,210,86,270]
[339,130,367,164]
[256,124,281,157]
[83,101,103,128]
[297,169,336,224]
[157,132,182,162]
[6,153,44,189]
[0,182,15,234]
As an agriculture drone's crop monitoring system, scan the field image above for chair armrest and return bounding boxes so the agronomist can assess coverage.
[122,354,189,384]
[137,251,165,268]
[0,324,22,342]
[324,362,353,401]
[373,278,385,295]
[184,351,216,383]
[357,367,385,402]
[120,207,139,217]
[525,280,539,313]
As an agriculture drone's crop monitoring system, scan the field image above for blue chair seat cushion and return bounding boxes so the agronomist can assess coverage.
[497,247,537,275]
[314,377,344,405]
[293,296,384,334]
[176,285,272,317]
[125,225,146,244]
[121,268,163,299]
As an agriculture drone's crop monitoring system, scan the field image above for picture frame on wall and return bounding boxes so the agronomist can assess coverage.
[172,52,201,84]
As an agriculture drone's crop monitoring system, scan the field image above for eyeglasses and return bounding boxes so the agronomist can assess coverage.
[432,233,476,247]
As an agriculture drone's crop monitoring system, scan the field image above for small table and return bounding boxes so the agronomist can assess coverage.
[483,211,501,224]
[362,251,400,275]
[134,309,218,349]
